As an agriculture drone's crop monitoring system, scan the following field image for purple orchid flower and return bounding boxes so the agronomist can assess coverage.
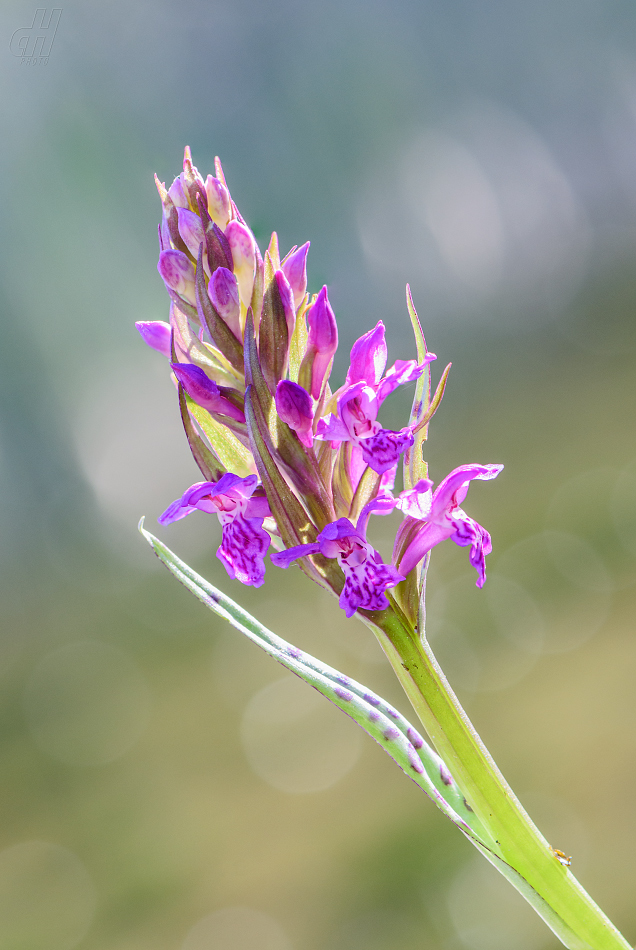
[316,322,436,475]
[158,474,271,587]
[316,382,415,475]
[395,464,504,587]
[271,494,404,617]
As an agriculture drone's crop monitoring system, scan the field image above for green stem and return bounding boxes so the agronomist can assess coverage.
[367,609,631,950]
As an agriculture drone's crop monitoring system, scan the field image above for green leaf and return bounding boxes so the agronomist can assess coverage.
[139,522,497,850]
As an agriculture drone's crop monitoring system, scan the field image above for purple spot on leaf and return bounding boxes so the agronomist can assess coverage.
[406,727,424,749]
[383,726,400,741]
[363,693,381,707]
[334,687,353,702]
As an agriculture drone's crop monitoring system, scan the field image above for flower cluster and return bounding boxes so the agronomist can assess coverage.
[139,148,503,621]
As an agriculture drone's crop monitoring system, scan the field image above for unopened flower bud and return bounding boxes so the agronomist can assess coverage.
[208,267,241,340]
[136,321,172,358]
[171,363,245,423]
[225,220,256,308]
[182,146,207,210]
[282,242,309,309]
[158,249,196,304]
[275,270,296,340]
[275,381,314,447]
[167,175,189,209]
[205,175,232,229]
[177,207,205,258]
[301,285,338,399]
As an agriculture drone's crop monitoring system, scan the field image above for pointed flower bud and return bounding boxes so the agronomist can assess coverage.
[171,363,246,423]
[301,286,338,399]
[208,267,241,339]
[167,175,189,209]
[275,381,314,447]
[225,220,256,308]
[136,321,172,358]
[275,270,296,340]
[177,207,205,258]
[205,174,232,229]
[158,249,196,304]
[282,242,310,309]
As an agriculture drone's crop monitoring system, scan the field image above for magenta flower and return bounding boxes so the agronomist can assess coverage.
[271,495,403,617]
[395,464,504,587]
[316,383,413,475]
[316,322,436,475]
[345,320,435,401]
[158,474,271,587]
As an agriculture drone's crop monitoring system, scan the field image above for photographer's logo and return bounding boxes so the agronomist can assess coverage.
[10,8,62,65]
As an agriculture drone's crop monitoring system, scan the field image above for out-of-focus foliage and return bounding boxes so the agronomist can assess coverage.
[1,0,636,947]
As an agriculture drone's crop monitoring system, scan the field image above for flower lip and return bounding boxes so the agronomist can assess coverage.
[271,504,403,617]
[396,464,503,586]
[158,474,271,587]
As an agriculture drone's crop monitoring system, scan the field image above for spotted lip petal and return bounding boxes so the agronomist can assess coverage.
[397,464,503,585]
[271,513,404,616]
[158,474,271,587]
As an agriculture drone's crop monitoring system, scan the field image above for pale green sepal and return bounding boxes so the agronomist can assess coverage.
[186,397,253,477]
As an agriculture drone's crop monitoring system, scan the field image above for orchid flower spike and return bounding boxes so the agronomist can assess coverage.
[158,474,271,587]
[395,464,504,587]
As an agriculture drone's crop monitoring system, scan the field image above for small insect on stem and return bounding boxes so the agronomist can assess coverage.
[551,847,572,867]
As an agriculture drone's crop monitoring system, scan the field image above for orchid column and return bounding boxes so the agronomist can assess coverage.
[137,147,632,950]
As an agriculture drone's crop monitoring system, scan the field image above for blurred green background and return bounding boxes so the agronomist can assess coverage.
[1,1,636,947]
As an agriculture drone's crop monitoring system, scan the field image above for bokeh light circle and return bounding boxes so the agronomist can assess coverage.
[494,533,612,653]
[448,857,549,950]
[181,906,293,950]
[241,675,362,793]
[0,841,96,950]
[426,572,543,692]
[24,640,151,765]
